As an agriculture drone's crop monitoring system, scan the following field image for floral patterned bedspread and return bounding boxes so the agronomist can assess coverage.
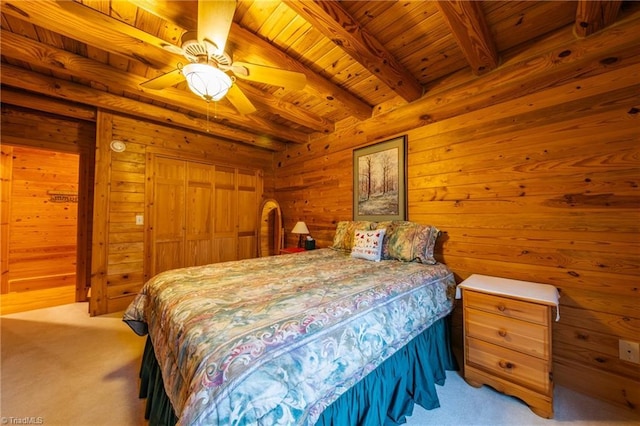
[123,248,456,426]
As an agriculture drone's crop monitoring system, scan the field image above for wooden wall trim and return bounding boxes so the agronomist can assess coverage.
[89,110,113,316]
[0,146,13,294]
[76,143,95,302]
[146,146,250,168]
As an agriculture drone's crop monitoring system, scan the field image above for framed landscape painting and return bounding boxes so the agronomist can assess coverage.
[353,136,407,221]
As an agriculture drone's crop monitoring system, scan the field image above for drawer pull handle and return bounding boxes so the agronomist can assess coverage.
[498,329,508,337]
[499,360,514,370]
[497,304,506,312]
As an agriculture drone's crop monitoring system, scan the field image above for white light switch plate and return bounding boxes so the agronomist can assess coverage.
[135,214,144,225]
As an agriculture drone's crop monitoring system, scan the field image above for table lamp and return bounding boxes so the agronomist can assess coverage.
[291,221,309,248]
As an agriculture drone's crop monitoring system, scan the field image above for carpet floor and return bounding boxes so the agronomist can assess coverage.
[1,303,637,426]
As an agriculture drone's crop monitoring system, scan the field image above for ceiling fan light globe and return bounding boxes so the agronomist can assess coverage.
[183,63,232,102]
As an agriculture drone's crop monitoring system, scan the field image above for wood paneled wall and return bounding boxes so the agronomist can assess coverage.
[273,19,640,413]
[2,146,78,293]
[90,112,274,315]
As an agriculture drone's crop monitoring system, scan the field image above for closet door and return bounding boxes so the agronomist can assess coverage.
[213,166,237,262]
[148,156,261,277]
[185,162,214,267]
[151,157,186,275]
[237,169,258,260]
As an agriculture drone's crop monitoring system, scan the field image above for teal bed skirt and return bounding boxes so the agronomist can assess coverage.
[139,316,457,425]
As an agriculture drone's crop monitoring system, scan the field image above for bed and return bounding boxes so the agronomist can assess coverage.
[124,221,458,425]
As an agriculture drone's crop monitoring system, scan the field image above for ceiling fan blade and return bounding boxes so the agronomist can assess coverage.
[232,62,307,90]
[226,84,257,115]
[198,0,236,55]
[140,68,183,90]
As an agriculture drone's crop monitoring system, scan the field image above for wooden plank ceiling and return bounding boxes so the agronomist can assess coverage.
[0,0,633,151]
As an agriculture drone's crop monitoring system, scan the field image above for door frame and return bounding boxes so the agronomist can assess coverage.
[1,103,96,305]
[0,142,95,302]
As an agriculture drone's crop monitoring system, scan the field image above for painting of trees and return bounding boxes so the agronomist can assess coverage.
[353,136,406,220]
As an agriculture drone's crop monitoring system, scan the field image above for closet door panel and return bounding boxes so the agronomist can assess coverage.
[237,170,258,260]
[213,167,237,262]
[151,157,185,275]
[185,162,214,267]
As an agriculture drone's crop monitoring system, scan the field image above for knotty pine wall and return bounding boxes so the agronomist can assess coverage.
[273,21,639,413]
[91,111,275,316]
[2,146,78,293]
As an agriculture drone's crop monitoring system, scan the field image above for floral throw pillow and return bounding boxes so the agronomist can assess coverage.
[330,221,376,253]
[351,229,386,262]
[382,221,440,264]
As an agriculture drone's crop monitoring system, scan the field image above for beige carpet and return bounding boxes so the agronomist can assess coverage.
[1,303,146,426]
[1,303,637,426]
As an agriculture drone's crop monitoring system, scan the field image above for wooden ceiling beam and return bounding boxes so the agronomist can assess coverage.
[283,0,423,103]
[0,86,97,121]
[435,0,499,75]
[574,0,622,38]
[313,11,640,148]
[236,82,335,134]
[0,64,287,151]
[1,0,178,70]
[228,24,372,121]
[133,0,373,121]
[0,29,311,144]
[130,0,196,30]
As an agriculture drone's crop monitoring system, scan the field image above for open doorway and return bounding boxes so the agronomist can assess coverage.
[1,103,96,316]
[1,146,80,314]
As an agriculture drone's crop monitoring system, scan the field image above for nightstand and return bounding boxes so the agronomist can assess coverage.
[458,274,559,418]
[279,247,306,255]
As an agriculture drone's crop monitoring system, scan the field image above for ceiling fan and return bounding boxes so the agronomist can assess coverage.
[140,0,306,115]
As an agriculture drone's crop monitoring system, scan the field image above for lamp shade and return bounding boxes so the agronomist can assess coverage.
[291,221,309,234]
[183,63,232,101]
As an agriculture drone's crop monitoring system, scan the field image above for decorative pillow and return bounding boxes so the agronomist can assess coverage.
[351,229,386,262]
[379,220,410,260]
[330,221,376,252]
[382,221,440,264]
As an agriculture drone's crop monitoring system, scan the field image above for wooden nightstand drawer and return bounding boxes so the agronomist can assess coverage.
[464,290,549,326]
[465,308,549,358]
[467,337,551,394]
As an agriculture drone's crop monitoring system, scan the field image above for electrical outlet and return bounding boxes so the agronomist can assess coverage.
[619,340,640,364]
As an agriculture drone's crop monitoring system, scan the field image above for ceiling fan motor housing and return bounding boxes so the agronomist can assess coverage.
[182,39,231,66]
